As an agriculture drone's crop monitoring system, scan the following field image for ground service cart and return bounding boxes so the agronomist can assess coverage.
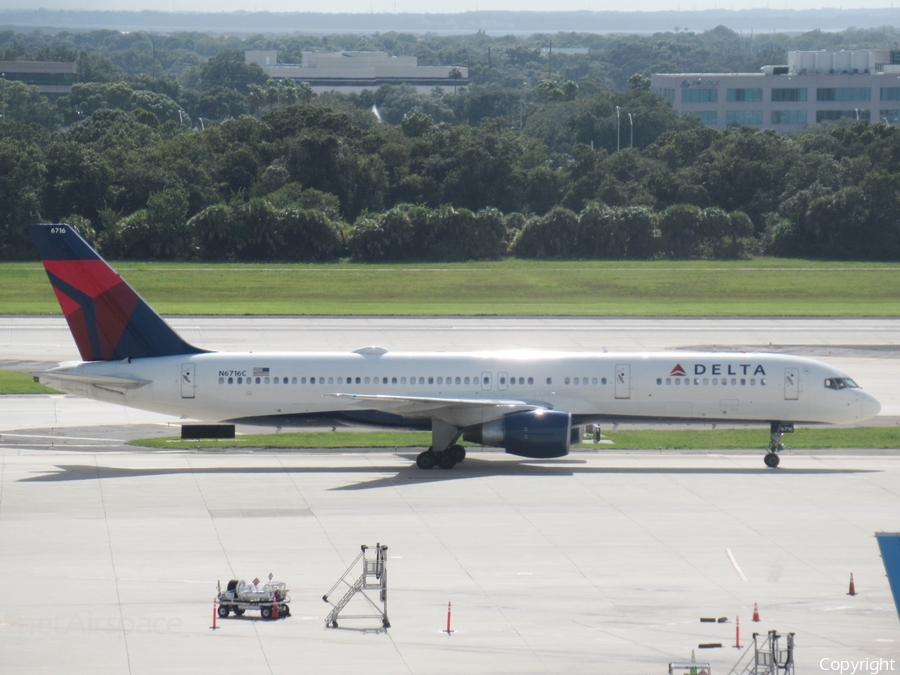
[217,579,291,619]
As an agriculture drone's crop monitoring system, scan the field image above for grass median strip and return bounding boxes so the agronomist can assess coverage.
[5,258,900,316]
[0,370,59,395]
[129,427,899,451]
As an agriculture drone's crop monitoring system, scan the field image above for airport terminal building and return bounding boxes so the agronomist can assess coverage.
[651,49,900,132]
[245,50,468,94]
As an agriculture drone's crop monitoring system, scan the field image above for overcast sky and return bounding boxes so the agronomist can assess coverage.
[9,1,899,13]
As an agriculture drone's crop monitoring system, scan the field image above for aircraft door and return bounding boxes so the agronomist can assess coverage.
[615,364,631,399]
[481,372,492,391]
[784,367,799,400]
[181,363,195,399]
[498,372,508,391]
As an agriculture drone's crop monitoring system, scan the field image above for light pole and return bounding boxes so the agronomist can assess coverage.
[615,105,621,152]
[628,112,634,148]
[1,73,5,124]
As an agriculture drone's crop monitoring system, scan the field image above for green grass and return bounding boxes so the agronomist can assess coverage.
[5,258,900,316]
[0,370,59,394]
[129,427,900,451]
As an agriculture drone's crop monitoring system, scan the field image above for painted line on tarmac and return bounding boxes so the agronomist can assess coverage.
[726,548,748,582]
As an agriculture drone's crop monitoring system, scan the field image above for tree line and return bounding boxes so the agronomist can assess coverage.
[2,25,900,261]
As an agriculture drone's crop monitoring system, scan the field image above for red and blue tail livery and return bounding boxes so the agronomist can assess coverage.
[30,224,204,362]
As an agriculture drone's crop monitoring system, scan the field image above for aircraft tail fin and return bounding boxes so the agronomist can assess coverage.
[29,224,205,362]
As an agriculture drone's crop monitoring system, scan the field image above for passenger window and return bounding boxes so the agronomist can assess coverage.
[694,378,700,385]
[337,377,343,384]
[228,377,233,384]
[583,379,588,386]
[464,377,470,384]
[383,377,388,384]
[731,378,736,385]
[401,377,407,384]
[237,377,243,384]
[528,377,534,385]
[437,377,443,384]
[547,378,552,385]
[761,378,767,386]
[712,378,718,385]
[740,378,746,385]
[475,377,480,384]
[703,378,708,385]
[356,377,361,384]
[284,378,288,385]
[219,377,224,384]
[255,377,261,384]
[565,378,570,385]
[684,379,690,386]
[392,377,397,384]
[500,377,507,385]
[292,377,297,384]
[592,378,598,385]
[574,377,579,385]
[328,377,334,384]
[750,378,756,386]
[301,377,307,384]
[455,377,461,384]
[428,377,434,384]
[311,377,317,384]
[665,378,671,385]
[364,377,370,384]
[601,378,607,385]
[675,378,681,385]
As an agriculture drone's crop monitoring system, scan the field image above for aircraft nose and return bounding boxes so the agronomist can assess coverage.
[860,393,881,420]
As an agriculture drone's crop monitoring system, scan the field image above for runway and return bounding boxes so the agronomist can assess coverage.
[0,316,898,674]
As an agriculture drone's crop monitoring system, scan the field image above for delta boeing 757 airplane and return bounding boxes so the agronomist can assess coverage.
[29,224,881,470]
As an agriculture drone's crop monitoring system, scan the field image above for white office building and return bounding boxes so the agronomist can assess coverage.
[245,50,468,94]
[651,50,900,132]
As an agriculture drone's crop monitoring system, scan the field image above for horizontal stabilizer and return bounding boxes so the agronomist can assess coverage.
[34,371,150,390]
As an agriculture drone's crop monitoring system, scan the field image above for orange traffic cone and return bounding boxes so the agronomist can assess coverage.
[752,602,760,622]
[848,573,857,596]
[272,603,279,619]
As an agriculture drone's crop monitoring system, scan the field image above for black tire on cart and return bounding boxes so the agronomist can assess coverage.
[233,608,245,617]
[261,606,272,619]
[217,605,230,618]
[331,620,338,628]
[280,604,290,616]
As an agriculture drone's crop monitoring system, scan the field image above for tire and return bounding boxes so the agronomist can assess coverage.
[449,445,466,462]
[280,604,290,616]
[416,451,436,470]
[261,606,272,619]
[233,608,245,617]
[438,452,457,470]
[764,452,780,468]
[217,605,230,618]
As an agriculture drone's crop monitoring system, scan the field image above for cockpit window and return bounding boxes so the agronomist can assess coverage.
[825,377,859,390]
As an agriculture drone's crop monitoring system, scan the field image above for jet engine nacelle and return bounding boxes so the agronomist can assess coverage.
[463,409,571,458]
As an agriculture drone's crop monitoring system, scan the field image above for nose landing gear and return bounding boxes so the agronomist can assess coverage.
[765,422,794,468]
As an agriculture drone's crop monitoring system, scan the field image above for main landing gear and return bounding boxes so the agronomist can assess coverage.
[416,445,466,470]
[764,421,794,468]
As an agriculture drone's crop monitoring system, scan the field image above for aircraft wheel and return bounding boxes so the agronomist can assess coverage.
[449,445,466,462]
[764,452,780,468]
[438,452,457,470]
[217,605,230,618]
[416,451,436,470]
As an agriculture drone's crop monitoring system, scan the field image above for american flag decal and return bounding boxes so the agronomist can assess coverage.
[253,367,270,376]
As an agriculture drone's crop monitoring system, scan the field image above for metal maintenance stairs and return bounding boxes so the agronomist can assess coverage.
[729,630,795,675]
[323,543,390,629]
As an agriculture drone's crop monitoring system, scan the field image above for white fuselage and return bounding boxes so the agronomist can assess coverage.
[40,349,881,427]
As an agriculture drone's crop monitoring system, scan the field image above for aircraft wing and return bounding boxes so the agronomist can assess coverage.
[328,393,539,427]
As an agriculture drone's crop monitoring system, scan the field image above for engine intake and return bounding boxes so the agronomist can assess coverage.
[463,409,571,458]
